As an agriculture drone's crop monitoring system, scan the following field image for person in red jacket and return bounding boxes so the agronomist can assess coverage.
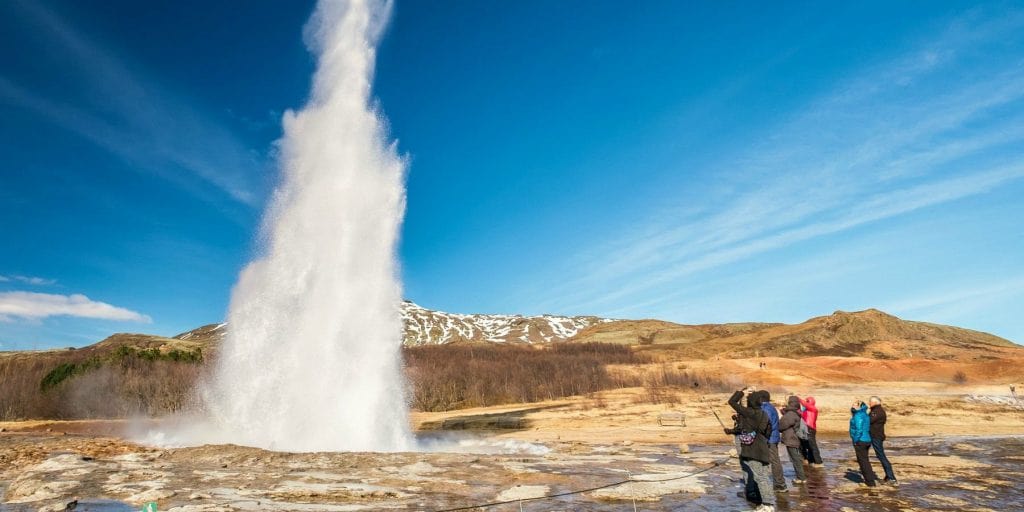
[798,396,823,464]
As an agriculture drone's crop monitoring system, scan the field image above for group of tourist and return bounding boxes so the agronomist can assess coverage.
[724,388,898,512]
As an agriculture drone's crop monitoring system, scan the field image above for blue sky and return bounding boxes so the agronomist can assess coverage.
[2,0,1023,349]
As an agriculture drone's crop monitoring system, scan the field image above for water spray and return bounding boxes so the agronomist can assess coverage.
[197,0,412,452]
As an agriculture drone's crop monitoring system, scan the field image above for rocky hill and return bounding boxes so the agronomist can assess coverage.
[570,319,783,345]
[18,304,1019,362]
[617,309,1020,361]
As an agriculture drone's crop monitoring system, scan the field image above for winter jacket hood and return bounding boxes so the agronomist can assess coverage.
[787,396,801,410]
[748,391,765,408]
[849,403,872,443]
[799,396,819,430]
[777,395,803,448]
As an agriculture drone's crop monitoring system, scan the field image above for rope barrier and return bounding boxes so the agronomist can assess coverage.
[427,455,731,512]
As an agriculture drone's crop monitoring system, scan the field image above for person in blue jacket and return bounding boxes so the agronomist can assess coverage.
[849,400,878,487]
[758,391,786,491]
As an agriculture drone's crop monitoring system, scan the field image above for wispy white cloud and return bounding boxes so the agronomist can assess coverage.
[883,277,1024,316]
[567,165,1024,313]
[0,275,57,286]
[536,8,1024,315]
[0,1,263,206]
[0,291,151,323]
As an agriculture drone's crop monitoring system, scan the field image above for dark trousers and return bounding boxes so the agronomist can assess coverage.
[768,442,785,488]
[801,428,823,464]
[786,445,806,480]
[741,458,776,506]
[871,438,896,480]
[854,442,878,486]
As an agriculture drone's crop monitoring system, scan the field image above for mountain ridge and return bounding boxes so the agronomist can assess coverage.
[12,302,1016,362]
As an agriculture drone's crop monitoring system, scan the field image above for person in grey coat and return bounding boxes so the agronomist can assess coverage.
[777,395,807,484]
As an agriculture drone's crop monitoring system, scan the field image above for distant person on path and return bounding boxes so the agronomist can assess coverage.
[778,395,807,485]
[849,400,878,487]
[728,388,776,512]
[798,396,823,464]
[758,391,787,491]
[868,396,898,486]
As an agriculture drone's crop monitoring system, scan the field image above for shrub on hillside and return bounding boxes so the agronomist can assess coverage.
[403,343,647,411]
[635,363,740,404]
[0,346,204,420]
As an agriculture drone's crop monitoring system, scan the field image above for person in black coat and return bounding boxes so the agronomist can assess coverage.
[868,396,897,485]
[728,388,776,511]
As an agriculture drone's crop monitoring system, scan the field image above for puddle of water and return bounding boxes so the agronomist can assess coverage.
[0,498,136,512]
[414,431,551,454]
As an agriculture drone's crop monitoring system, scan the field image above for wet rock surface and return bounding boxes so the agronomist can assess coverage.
[1,432,1022,511]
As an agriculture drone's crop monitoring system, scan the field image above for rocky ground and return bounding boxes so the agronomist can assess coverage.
[1,430,1022,511]
[2,384,1022,511]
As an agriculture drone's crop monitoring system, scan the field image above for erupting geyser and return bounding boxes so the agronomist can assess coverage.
[200,0,411,452]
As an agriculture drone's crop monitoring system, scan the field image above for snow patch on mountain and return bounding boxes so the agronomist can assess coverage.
[173,303,610,346]
[401,301,610,345]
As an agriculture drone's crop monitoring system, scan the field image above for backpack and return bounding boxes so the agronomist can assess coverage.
[796,418,810,440]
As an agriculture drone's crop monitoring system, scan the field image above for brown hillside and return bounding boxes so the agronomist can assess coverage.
[570,319,781,345]
[0,331,207,365]
[631,309,1020,361]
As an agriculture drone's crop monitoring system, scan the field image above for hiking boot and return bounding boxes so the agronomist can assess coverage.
[884,478,899,487]
[792,478,806,484]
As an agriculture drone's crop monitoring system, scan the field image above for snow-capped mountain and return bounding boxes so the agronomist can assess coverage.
[400,301,610,345]
[172,301,611,347]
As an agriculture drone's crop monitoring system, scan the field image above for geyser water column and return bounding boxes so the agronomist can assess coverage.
[202,0,411,452]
